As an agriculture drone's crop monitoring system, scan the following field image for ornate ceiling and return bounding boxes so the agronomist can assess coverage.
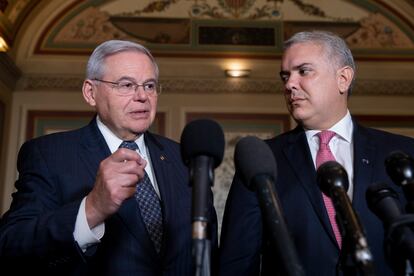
[2,0,413,57]
[0,0,413,95]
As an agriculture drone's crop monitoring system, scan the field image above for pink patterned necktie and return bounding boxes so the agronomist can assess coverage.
[316,130,342,248]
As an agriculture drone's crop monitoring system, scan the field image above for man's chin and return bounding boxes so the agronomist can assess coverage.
[129,122,152,134]
[291,110,309,124]
[291,108,304,118]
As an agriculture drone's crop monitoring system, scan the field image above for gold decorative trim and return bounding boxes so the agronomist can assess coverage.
[19,75,414,96]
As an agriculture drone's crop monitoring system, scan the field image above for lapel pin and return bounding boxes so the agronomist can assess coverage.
[362,158,369,164]
[160,155,166,161]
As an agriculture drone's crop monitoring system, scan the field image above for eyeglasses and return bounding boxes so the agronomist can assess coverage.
[93,79,162,95]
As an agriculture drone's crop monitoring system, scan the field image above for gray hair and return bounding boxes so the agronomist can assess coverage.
[86,40,159,80]
[284,31,356,94]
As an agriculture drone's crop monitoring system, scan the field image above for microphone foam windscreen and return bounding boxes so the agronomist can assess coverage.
[365,182,402,225]
[180,119,225,168]
[366,182,398,211]
[317,161,349,195]
[234,136,277,190]
[385,150,414,186]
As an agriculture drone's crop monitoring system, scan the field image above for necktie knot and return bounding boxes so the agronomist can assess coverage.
[318,130,336,146]
[119,141,138,151]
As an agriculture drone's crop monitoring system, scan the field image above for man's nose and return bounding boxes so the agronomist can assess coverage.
[285,74,298,91]
[284,74,298,92]
[132,86,148,101]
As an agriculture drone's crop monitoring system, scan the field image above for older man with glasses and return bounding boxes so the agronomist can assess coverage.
[0,40,218,276]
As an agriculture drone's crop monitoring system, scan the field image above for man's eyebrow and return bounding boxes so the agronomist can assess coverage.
[293,63,313,70]
[116,76,157,83]
[280,62,315,78]
[279,62,313,75]
[115,76,135,82]
[142,78,157,83]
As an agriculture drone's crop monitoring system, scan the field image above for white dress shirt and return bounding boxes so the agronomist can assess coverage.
[73,116,160,251]
[305,110,354,199]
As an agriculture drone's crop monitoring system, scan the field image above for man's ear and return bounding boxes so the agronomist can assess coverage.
[337,66,354,95]
[82,79,97,106]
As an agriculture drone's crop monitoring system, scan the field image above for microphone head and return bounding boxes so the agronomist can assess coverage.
[180,119,225,168]
[366,182,399,211]
[385,151,414,187]
[365,182,402,225]
[317,161,349,196]
[234,136,277,190]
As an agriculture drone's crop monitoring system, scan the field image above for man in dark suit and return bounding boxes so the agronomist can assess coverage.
[0,40,217,275]
[219,31,414,275]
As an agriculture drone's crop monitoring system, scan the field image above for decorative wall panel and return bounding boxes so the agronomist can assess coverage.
[186,112,290,236]
[26,110,166,140]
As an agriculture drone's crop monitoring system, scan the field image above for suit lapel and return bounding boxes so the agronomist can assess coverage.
[79,118,111,189]
[117,197,157,255]
[282,127,339,247]
[351,123,375,212]
[145,132,173,255]
[144,133,171,230]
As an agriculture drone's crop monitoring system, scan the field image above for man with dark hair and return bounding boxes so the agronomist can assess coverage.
[219,31,414,275]
[0,40,217,275]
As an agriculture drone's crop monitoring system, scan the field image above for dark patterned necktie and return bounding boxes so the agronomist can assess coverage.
[119,141,163,253]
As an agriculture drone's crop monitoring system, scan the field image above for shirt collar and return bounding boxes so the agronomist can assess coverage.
[96,116,145,154]
[305,110,353,143]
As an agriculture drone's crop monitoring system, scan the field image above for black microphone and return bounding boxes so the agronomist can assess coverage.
[385,151,414,213]
[181,118,225,276]
[366,182,405,227]
[235,136,304,276]
[181,118,225,239]
[317,161,375,275]
[366,182,414,274]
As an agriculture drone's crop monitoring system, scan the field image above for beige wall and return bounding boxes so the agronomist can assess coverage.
[0,88,284,213]
[1,0,414,216]
[1,87,414,214]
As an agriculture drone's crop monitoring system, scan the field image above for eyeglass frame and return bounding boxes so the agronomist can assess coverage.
[92,78,162,95]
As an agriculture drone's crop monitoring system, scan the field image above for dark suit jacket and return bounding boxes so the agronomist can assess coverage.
[219,122,414,276]
[0,118,218,275]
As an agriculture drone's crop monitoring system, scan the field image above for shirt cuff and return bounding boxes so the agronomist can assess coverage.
[73,197,105,252]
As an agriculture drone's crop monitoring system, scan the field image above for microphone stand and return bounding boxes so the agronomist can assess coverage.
[332,190,375,276]
[192,232,211,276]
[190,156,213,276]
[385,214,414,276]
[255,175,304,276]
[339,235,375,276]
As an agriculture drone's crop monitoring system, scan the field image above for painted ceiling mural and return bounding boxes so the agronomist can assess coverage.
[1,0,411,58]
[0,0,413,96]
